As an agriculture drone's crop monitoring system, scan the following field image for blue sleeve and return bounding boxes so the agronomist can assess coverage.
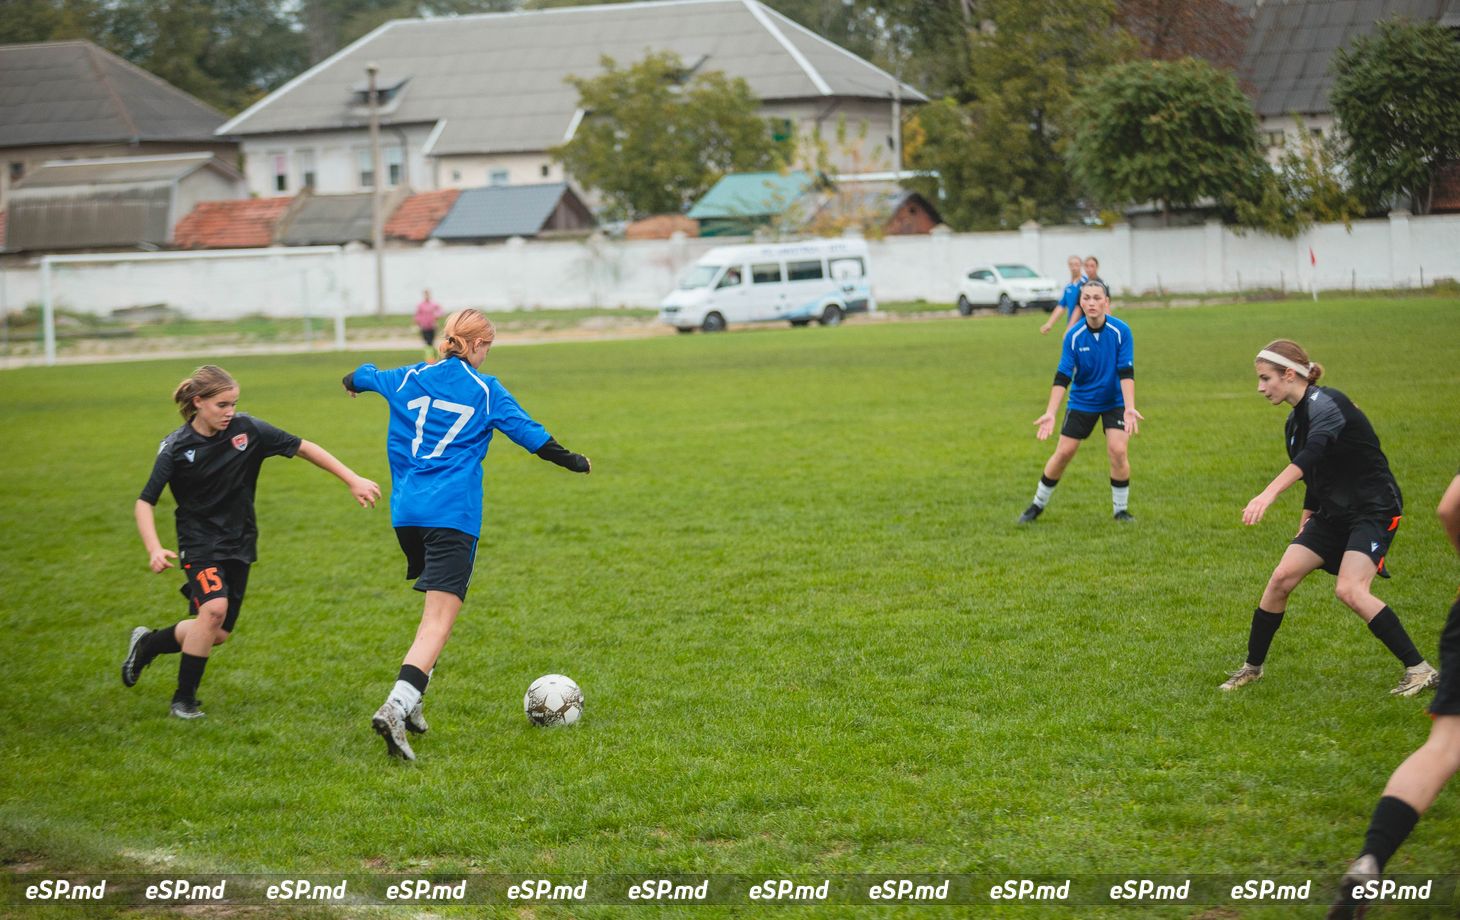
[1117,324,1134,370]
[1057,331,1075,380]
[351,363,416,396]
[490,381,552,453]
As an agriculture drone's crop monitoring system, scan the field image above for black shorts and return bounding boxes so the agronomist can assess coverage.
[1431,594,1460,716]
[395,526,477,600]
[179,559,250,633]
[1061,407,1125,440]
[1291,513,1401,576]
[420,328,436,347]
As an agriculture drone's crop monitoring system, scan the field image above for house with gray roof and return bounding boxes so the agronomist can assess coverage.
[3,153,243,253]
[0,40,238,210]
[1239,0,1460,155]
[215,0,925,201]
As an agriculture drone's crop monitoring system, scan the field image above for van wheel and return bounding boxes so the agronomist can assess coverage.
[701,312,726,333]
[819,304,844,326]
[997,294,1016,315]
[957,295,973,316]
[789,319,810,327]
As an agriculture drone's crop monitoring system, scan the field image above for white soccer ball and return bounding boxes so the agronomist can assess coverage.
[524,674,583,726]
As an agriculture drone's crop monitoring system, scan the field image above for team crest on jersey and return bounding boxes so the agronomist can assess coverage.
[232,433,249,451]
[184,449,196,463]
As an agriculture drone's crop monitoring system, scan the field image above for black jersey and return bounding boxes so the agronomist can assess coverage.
[1285,385,1401,521]
[139,414,301,563]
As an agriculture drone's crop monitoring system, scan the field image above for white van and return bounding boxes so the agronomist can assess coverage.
[659,239,874,332]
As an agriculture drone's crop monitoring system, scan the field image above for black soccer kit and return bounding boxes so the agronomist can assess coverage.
[139,414,301,630]
[1285,385,1402,575]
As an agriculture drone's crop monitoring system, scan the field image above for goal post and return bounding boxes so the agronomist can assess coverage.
[38,246,349,366]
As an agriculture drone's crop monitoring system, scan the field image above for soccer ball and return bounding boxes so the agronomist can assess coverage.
[524,674,583,726]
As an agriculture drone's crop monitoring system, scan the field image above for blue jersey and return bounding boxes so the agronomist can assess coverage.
[1057,315,1133,413]
[350,356,551,537]
[1058,275,1086,321]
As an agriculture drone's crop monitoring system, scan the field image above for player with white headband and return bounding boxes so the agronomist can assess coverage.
[1220,339,1439,696]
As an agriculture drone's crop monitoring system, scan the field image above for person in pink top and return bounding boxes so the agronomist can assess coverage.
[414,290,443,360]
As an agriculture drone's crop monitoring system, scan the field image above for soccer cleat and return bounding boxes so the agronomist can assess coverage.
[169,698,205,719]
[1219,663,1264,691]
[121,626,150,687]
[1325,853,1379,919]
[1113,510,1135,522]
[372,703,416,761]
[405,701,429,735]
[1391,662,1439,697]
[1016,503,1043,524]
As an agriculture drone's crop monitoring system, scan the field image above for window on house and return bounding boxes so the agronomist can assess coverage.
[270,151,288,192]
[540,163,551,178]
[8,162,23,182]
[489,168,509,186]
[295,150,316,189]
[451,169,462,182]
[385,146,403,187]
[770,118,794,144]
[356,148,374,189]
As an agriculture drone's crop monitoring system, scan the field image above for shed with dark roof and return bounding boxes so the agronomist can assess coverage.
[431,183,594,241]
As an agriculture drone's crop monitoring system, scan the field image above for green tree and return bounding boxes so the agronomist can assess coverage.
[905,0,1134,230]
[0,0,107,45]
[1331,18,1460,215]
[1066,57,1267,224]
[551,52,790,220]
[1234,122,1364,238]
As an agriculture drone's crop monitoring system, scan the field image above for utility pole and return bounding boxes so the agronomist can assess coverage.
[367,62,385,317]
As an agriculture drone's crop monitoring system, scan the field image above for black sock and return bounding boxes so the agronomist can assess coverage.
[174,653,208,703]
[1367,607,1423,667]
[139,623,183,665]
[1362,796,1420,870]
[1040,474,1059,488]
[1246,607,1284,666]
[398,664,430,695]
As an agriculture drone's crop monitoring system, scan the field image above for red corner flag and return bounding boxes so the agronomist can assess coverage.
[1309,247,1317,267]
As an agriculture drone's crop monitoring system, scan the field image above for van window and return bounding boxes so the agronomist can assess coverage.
[716,266,744,289]
[787,260,824,282]
[751,263,783,284]
[829,257,864,281]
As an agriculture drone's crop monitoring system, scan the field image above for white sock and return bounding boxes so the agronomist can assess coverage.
[1112,481,1130,513]
[1034,478,1057,507]
[386,680,422,719]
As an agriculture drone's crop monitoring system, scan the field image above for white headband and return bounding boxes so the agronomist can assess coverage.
[1256,349,1311,378]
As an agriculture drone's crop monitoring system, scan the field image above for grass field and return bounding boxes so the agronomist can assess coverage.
[2,297,1458,918]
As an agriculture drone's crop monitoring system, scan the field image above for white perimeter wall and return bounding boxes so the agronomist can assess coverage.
[4,213,1459,319]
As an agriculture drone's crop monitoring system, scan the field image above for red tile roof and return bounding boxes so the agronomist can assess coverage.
[173,197,293,249]
[385,188,460,241]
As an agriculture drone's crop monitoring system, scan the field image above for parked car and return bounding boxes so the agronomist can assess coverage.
[956,263,1061,315]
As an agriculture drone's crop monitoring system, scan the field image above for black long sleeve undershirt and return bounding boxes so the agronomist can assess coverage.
[536,437,590,473]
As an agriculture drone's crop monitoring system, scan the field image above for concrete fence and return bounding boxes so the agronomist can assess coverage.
[2,211,1458,323]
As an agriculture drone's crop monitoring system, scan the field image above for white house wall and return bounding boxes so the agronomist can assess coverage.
[10,215,1459,319]
[241,125,437,197]
[435,153,566,189]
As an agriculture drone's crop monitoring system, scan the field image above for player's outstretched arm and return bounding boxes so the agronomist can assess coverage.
[1242,463,1304,526]
[296,440,381,507]
[1033,384,1067,441]
[1438,474,1460,557]
[133,499,177,573]
[1120,378,1143,435]
[535,437,591,473]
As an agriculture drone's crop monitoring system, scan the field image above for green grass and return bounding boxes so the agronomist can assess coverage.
[1,298,1458,918]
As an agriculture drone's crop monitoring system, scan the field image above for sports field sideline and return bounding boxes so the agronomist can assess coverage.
[1,296,1457,918]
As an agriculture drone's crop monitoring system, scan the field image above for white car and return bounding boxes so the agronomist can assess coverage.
[956,263,1061,315]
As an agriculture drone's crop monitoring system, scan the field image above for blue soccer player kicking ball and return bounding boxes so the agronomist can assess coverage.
[1018,279,1143,524]
[1327,468,1460,918]
[343,309,591,761]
